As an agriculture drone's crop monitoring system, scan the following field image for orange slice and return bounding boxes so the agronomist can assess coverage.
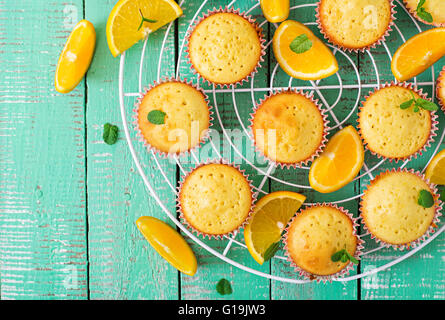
[309,126,364,193]
[272,20,338,80]
[392,27,445,81]
[106,0,182,57]
[55,20,96,94]
[425,149,445,185]
[136,216,197,276]
[244,191,306,265]
[260,0,289,23]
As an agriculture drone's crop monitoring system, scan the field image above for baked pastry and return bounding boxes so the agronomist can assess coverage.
[437,66,445,112]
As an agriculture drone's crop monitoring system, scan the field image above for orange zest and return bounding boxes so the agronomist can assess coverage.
[309,126,364,193]
[260,0,289,23]
[273,20,338,81]
[136,216,197,276]
[392,27,445,81]
[55,20,96,94]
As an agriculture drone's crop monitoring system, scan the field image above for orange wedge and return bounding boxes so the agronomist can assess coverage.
[244,191,306,265]
[260,0,289,23]
[425,149,445,185]
[273,20,338,80]
[136,216,197,276]
[392,28,445,81]
[55,20,96,94]
[309,126,364,193]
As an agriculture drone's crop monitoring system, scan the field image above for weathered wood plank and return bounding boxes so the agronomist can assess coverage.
[85,0,178,299]
[0,0,87,299]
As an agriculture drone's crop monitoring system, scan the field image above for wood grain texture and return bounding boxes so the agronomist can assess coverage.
[0,0,87,299]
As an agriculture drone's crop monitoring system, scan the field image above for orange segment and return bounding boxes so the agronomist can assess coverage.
[425,149,445,185]
[55,20,96,94]
[309,126,364,193]
[392,27,445,81]
[106,0,182,57]
[136,216,197,276]
[260,0,289,23]
[244,191,306,265]
[273,20,338,80]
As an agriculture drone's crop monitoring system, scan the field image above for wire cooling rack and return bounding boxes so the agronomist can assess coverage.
[118,0,444,283]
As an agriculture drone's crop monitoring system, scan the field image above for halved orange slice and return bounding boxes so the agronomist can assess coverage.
[392,27,445,81]
[272,20,338,80]
[309,126,364,193]
[260,0,289,23]
[425,149,445,185]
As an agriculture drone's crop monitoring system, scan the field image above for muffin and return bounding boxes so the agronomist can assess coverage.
[361,169,442,249]
[135,78,211,156]
[284,204,361,281]
[186,7,265,87]
[437,66,445,112]
[404,0,445,27]
[178,161,254,239]
[358,82,437,161]
[316,0,394,51]
[250,89,327,168]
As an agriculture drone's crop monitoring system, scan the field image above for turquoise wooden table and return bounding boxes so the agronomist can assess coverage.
[0,0,444,300]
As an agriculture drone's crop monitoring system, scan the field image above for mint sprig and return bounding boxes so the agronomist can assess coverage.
[289,34,312,54]
[399,92,438,113]
[331,249,358,264]
[103,123,119,145]
[416,0,433,23]
[216,278,232,296]
[147,110,166,125]
[263,242,280,262]
[418,189,435,208]
[137,9,158,31]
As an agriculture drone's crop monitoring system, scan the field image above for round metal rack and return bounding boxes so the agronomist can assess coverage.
[118,0,444,283]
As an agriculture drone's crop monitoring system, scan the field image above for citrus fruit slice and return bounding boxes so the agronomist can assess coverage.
[136,216,197,276]
[425,149,445,185]
[244,191,306,265]
[272,20,338,80]
[309,125,364,193]
[106,0,183,57]
[260,0,289,23]
[55,20,96,94]
[392,27,445,81]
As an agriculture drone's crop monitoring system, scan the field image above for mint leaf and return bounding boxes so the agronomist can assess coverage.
[418,189,435,208]
[417,0,426,10]
[289,34,312,54]
[416,98,439,111]
[340,254,348,263]
[103,123,119,145]
[400,99,415,109]
[416,0,433,23]
[216,278,232,295]
[263,242,280,262]
[147,110,166,125]
[331,249,346,262]
[345,251,359,264]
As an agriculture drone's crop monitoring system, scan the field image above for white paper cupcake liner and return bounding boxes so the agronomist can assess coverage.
[176,158,257,240]
[132,76,213,158]
[316,0,396,53]
[283,203,364,283]
[184,6,266,88]
[360,168,443,250]
[357,81,439,163]
[248,88,329,169]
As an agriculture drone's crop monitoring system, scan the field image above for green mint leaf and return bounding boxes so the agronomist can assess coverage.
[216,278,232,295]
[263,242,281,262]
[413,105,420,113]
[345,251,359,264]
[289,34,312,54]
[103,123,119,145]
[138,9,158,31]
[417,0,426,11]
[416,98,439,111]
[147,110,166,125]
[416,1,433,23]
[340,253,348,263]
[400,99,415,110]
[331,249,346,262]
[418,189,435,208]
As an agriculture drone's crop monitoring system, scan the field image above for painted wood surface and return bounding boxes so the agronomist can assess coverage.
[0,0,443,300]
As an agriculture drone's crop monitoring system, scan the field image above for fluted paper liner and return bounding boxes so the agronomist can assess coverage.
[283,204,364,283]
[357,81,439,163]
[176,159,257,240]
[316,0,396,53]
[133,77,213,158]
[248,88,329,169]
[185,6,266,88]
[437,66,445,113]
[403,0,445,27]
[360,168,443,250]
